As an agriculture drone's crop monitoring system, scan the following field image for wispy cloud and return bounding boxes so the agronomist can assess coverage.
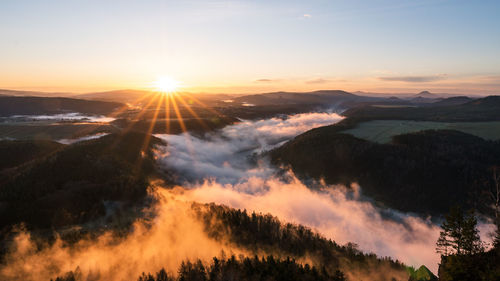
[378,75,447,83]
[255,78,281,83]
[305,78,331,84]
[302,14,312,18]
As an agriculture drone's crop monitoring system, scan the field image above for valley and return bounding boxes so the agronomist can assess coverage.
[0,90,499,281]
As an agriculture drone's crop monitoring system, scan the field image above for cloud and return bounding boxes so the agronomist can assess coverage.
[153,111,495,274]
[378,75,448,83]
[178,175,495,274]
[155,112,343,184]
[178,176,444,273]
[255,78,276,83]
[305,78,331,84]
[0,193,247,281]
[302,14,312,18]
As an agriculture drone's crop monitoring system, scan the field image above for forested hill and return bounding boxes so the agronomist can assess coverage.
[270,125,500,216]
[0,132,163,232]
[52,203,410,281]
[0,140,64,171]
[194,203,409,281]
[0,96,123,116]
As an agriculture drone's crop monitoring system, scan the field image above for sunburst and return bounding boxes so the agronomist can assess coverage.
[106,76,227,171]
[152,76,180,94]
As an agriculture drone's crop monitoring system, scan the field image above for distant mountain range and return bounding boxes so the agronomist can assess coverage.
[0,88,486,117]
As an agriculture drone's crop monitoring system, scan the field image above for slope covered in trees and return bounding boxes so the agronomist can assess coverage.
[193,203,408,280]
[271,126,500,215]
[0,132,163,232]
[50,203,409,281]
[0,140,64,172]
[53,255,346,281]
[438,250,500,281]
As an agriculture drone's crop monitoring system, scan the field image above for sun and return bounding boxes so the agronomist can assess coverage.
[152,76,180,93]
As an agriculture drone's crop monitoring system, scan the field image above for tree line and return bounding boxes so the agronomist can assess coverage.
[52,255,346,281]
[436,206,500,280]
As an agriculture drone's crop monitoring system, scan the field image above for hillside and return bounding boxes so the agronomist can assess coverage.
[233,90,399,108]
[438,249,500,281]
[271,125,500,216]
[195,204,408,280]
[427,96,472,107]
[72,89,152,103]
[0,140,64,172]
[0,132,163,231]
[0,89,69,97]
[0,96,124,116]
[51,203,409,281]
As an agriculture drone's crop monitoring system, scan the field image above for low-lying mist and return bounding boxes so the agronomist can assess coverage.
[0,191,245,281]
[155,112,343,183]
[174,175,442,272]
[2,110,494,279]
[57,133,109,144]
[154,111,493,273]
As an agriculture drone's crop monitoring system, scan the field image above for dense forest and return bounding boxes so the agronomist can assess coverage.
[0,140,64,172]
[0,132,162,233]
[53,255,346,281]
[271,126,500,215]
[193,204,408,280]
[438,250,500,281]
[49,203,410,281]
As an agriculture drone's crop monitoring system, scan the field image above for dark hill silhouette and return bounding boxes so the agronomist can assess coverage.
[428,96,473,107]
[0,132,162,230]
[271,124,500,215]
[233,90,388,108]
[343,95,500,121]
[413,91,439,99]
[72,89,151,103]
[0,140,64,172]
[0,96,123,116]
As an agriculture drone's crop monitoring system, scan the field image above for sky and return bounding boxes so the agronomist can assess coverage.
[1,0,499,94]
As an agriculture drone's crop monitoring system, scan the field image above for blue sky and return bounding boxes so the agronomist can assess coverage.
[1,0,499,94]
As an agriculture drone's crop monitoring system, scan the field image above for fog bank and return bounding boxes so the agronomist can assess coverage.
[0,192,244,281]
[154,111,494,273]
[173,175,443,272]
[155,112,343,183]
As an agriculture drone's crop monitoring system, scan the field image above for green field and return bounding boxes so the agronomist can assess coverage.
[342,120,500,143]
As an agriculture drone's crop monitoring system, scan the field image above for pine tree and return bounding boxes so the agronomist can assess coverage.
[462,210,484,254]
[436,206,483,256]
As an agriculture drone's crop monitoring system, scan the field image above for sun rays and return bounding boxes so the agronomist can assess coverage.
[151,76,181,94]
[105,77,229,172]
